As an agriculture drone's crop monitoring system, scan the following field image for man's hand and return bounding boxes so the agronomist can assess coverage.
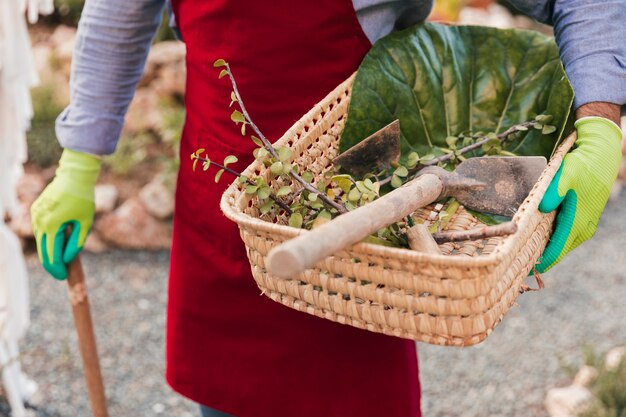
[31,149,101,280]
[537,105,622,272]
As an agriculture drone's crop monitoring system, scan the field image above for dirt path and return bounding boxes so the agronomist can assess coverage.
[10,192,626,416]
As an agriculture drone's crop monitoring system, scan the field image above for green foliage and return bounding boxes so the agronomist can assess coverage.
[26,85,64,168]
[103,97,184,186]
[153,9,176,44]
[576,348,626,417]
[340,23,574,161]
[52,0,84,26]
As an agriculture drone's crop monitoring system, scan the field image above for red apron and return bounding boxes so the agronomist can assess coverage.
[167,1,421,416]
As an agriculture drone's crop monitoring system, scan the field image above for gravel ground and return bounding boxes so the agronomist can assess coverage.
[3,192,625,416]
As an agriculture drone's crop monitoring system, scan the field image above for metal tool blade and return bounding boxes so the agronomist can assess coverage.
[334,120,401,177]
[447,156,547,217]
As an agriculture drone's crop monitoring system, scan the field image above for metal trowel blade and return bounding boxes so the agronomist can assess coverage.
[334,120,401,178]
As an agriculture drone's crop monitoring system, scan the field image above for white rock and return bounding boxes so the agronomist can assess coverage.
[123,88,161,134]
[50,25,76,78]
[95,184,119,214]
[95,198,171,249]
[572,365,598,388]
[139,179,175,220]
[16,173,45,206]
[83,231,108,253]
[146,41,186,67]
[8,203,33,238]
[49,25,76,48]
[152,60,186,97]
[605,346,626,371]
[545,385,592,417]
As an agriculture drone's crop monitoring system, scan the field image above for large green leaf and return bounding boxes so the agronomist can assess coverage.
[340,23,575,160]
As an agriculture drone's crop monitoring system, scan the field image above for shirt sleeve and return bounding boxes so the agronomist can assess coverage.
[505,0,626,109]
[55,0,166,155]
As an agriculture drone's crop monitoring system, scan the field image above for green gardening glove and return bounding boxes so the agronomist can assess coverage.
[537,117,622,272]
[31,149,101,280]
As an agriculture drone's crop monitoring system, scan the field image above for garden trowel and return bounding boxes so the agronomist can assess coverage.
[333,119,401,177]
[268,123,547,278]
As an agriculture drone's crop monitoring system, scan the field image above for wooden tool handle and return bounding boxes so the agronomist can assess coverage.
[267,173,443,278]
[67,256,109,417]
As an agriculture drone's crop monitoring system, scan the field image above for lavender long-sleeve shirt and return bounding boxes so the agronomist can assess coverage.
[56,0,626,156]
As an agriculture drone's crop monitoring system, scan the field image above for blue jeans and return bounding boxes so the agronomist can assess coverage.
[199,405,235,417]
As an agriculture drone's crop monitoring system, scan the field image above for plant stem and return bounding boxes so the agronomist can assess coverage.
[194,155,292,214]
[432,221,517,243]
[226,64,347,214]
[378,119,539,187]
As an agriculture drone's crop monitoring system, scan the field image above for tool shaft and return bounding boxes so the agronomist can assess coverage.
[268,174,443,278]
[67,257,109,417]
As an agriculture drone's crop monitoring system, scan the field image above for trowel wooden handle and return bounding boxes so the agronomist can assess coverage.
[67,256,109,417]
[267,173,443,278]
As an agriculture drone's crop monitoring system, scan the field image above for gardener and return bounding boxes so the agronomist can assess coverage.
[31,1,625,416]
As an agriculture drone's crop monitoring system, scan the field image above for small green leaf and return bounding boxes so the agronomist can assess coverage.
[231,110,245,124]
[282,164,293,175]
[277,147,293,162]
[260,200,274,215]
[308,192,318,202]
[363,178,375,191]
[214,169,225,183]
[542,125,556,134]
[229,91,238,107]
[421,154,435,162]
[348,187,361,202]
[195,148,205,156]
[289,213,303,228]
[533,123,544,130]
[241,123,246,136]
[238,175,248,184]
[445,135,458,149]
[270,161,284,175]
[407,152,420,168]
[213,59,227,67]
[190,152,195,161]
[391,175,403,188]
[224,155,238,166]
[355,181,369,193]
[301,172,314,183]
[253,147,268,160]
[535,114,553,123]
[318,210,332,220]
[218,69,229,79]
[245,185,258,194]
[203,161,210,171]
[251,136,263,147]
[515,125,529,131]
[312,212,331,228]
[192,158,199,172]
[394,166,409,177]
[276,186,292,197]
[257,186,271,200]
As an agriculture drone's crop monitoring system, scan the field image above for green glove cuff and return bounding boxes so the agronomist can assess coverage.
[537,116,621,272]
[56,149,102,197]
[31,149,102,280]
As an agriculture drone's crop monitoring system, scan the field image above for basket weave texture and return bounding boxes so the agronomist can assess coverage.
[221,75,575,347]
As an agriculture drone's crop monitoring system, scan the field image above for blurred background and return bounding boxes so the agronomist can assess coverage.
[2,0,625,416]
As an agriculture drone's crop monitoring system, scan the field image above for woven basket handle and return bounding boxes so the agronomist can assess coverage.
[267,173,443,279]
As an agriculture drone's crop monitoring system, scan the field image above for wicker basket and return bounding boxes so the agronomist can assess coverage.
[221,74,575,347]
